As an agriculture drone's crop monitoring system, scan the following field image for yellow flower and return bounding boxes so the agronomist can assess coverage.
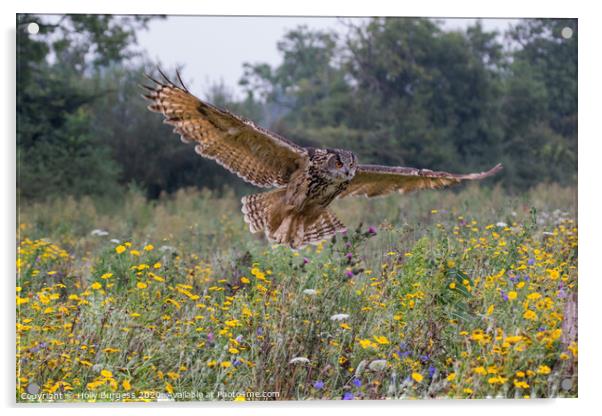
[90,282,102,290]
[447,259,456,268]
[523,310,537,320]
[508,291,517,301]
[167,372,180,380]
[527,292,542,300]
[115,245,126,254]
[411,372,423,383]
[568,342,578,357]
[359,339,376,349]
[101,272,113,279]
[165,382,174,394]
[16,296,29,305]
[463,388,473,395]
[153,262,162,269]
[536,365,551,375]
[136,282,148,289]
[473,366,487,375]
[514,380,530,389]
[101,369,113,378]
[449,282,456,289]
[122,379,132,391]
[446,373,456,382]
[130,250,140,256]
[373,335,390,344]
[220,361,232,368]
[228,347,240,354]
[487,376,507,384]
[486,304,495,315]
[240,277,250,284]
[340,323,351,330]
[144,244,154,251]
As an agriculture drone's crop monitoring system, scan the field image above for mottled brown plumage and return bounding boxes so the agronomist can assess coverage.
[143,70,502,249]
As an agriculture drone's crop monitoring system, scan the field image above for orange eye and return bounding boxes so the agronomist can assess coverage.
[335,161,343,168]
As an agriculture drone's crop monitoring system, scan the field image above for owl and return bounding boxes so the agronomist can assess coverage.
[143,70,502,249]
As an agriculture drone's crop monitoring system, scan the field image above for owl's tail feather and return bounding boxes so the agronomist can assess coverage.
[298,209,346,248]
[241,189,285,234]
[242,191,346,249]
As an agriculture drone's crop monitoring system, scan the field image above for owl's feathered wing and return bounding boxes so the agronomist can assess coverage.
[143,71,308,188]
[339,163,502,198]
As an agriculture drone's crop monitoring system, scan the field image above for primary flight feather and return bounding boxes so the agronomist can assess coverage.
[143,70,502,248]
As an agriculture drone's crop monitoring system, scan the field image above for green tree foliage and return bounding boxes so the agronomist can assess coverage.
[501,19,577,188]
[241,18,576,190]
[17,14,160,199]
[17,16,577,201]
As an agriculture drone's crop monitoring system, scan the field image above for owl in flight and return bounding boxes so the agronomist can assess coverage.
[143,71,502,249]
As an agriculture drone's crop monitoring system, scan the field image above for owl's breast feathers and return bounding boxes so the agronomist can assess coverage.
[292,149,352,210]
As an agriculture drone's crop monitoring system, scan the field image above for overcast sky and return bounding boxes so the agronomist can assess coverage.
[136,17,520,99]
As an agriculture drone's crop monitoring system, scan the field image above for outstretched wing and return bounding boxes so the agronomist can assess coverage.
[143,71,308,188]
[339,163,502,198]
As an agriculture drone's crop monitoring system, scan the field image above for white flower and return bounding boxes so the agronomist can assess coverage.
[159,245,176,252]
[110,239,121,244]
[496,222,508,228]
[90,229,109,237]
[330,313,350,321]
[289,357,310,364]
[368,359,387,371]
[303,289,317,295]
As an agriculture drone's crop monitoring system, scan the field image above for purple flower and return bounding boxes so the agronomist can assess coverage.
[207,332,214,342]
[345,253,353,260]
[233,359,242,367]
[235,334,243,342]
[352,378,362,388]
[345,270,354,278]
[396,350,411,359]
[313,380,324,390]
[528,258,535,266]
[428,365,436,378]
[256,327,264,336]
[303,257,310,265]
[367,226,377,235]
[342,392,354,400]
[420,354,430,363]
[500,290,509,301]
[538,326,546,332]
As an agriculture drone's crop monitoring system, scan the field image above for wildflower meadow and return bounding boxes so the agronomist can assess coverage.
[16,184,577,402]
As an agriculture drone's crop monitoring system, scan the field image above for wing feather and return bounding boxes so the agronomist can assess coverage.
[143,71,307,188]
[339,163,502,198]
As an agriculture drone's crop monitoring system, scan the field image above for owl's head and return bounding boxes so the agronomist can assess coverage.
[320,149,358,181]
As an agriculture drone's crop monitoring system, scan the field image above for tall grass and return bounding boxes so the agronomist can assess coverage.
[16,184,577,401]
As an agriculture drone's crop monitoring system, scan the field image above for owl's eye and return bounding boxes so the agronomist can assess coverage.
[335,160,343,169]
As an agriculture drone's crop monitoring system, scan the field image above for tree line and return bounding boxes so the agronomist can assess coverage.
[17,15,577,201]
